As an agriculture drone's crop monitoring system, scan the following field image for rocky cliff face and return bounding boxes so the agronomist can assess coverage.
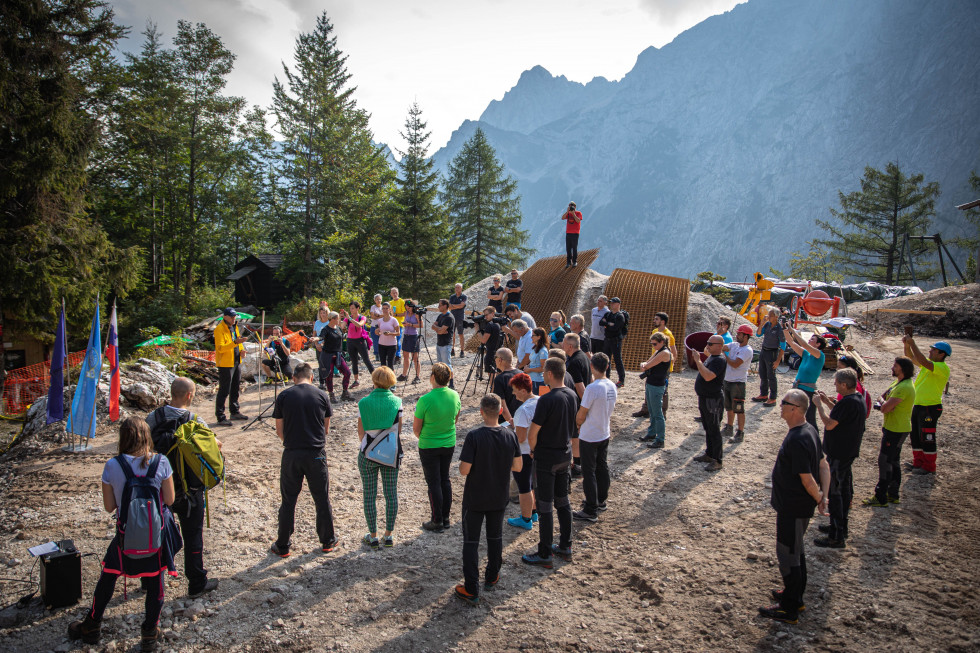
[433,0,980,279]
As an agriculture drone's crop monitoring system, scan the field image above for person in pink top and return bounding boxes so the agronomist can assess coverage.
[343,301,374,388]
[561,201,583,268]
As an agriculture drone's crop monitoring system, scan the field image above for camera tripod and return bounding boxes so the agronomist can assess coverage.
[461,343,496,397]
[242,340,286,432]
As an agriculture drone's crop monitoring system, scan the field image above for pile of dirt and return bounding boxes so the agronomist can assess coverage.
[851,283,980,339]
[686,292,754,336]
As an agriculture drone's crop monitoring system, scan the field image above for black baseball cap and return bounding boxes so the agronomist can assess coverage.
[223,307,238,317]
[609,297,621,304]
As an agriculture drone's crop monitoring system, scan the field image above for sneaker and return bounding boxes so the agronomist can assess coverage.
[763,399,777,407]
[693,453,711,463]
[507,516,533,530]
[329,392,337,403]
[397,374,408,382]
[216,418,234,427]
[565,264,571,269]
[140,625,162,652]
[770,590,806,612]
[648,440,665,449]
[632,408,649,418]
[383,535,394,548]
[813,536,845,549]
[341,390,354,402]
[615,381,625,388]
[572,262,577,267]
[817,524,832,534]
[596,503,608,512]
[705,459,723,472]
[67,617,101,645]
[422,520,446,532]
[522,551,554,568]
[729,430,744,443]
[451,349,456,357]
[412,377,420,384]
[187,578,219,599]
[888,495,901,504]
[229,412,249,421]
[321,538,341,553]
[912,467,934,475]
[638,434,656,442]
[721,424,733,437]
[570,464,582,478]
[751,395,768,402]
[551,544,572,561]
[363,533,379,550]
[269,542,290,557]
[758,604,798,624]
[573,509,598,523]
[454,584,479,606]
[484,574,499,590]
[350,380,360,389]
[862,495,889,507]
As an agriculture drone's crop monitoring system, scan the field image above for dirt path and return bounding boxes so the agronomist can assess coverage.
[2,328,979,652]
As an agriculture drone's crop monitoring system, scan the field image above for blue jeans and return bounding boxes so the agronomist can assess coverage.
[645,384,666,443]
[372,328,381,360]
[396,334,402,358]
[436,344,452,367]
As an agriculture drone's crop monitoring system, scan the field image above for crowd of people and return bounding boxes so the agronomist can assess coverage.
[68,266,955,647]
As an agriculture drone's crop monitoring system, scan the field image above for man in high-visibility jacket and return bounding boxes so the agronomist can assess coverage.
[215,307,249,426]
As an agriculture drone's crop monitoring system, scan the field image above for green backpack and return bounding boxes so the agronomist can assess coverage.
[167,419,225,526]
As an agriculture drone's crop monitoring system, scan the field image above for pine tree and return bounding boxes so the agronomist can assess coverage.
[0,0,140,353]
[441,128,532,285]
[816,162,938,284]
[390,103,459,303]
[272,11,394,298]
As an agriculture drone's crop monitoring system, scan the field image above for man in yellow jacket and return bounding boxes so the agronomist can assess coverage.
[215,308,250,426]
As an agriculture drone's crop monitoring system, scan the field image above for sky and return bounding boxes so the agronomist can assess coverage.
[108,0,745,153]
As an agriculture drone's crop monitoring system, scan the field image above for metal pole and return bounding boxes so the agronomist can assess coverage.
[906,234,918,288]
[936,236,967,284]
[259,310,265,413]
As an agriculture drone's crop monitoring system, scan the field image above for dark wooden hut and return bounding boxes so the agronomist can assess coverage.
[227,255,295,308]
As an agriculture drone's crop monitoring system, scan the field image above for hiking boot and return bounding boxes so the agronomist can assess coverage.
[638,434,656,442]
[729,430,744,443]
[422,520,447,532]
[705,459,723,472]
[721,424,733,438]
[216,418,234,427]
[551,544,572,561]
[341,390,354,402]
[187,578,219,599]
[321,538,341,553]
[570,464,582,478]
[229,412,248,421]
[648,440,665,449]
[67,616,101,644]
[269,542,290,557]
[693,453,711,463]
[770,590,806,612]
[454,584,479,606]
[572,509,598,523]
[632,407,650,418]
[763,399,777,407]
[521,551,553,568]
[813,536,845,549]
[758,604,798,624]
[751,395,768,402]
[141,625,162,652]
[862,495,889,507]
[329,392,337,403]
[484,574,500,590]
[817,524,833,534]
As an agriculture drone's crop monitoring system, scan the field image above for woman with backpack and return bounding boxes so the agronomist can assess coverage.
[69,416,178,652]
[356,366,403,549]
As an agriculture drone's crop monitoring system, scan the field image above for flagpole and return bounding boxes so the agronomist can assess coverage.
[61,297,75,453]
[259,310,266,414]
[83,293,99,451]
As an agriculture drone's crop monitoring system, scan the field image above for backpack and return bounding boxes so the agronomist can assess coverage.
[116,454,164,559]
[621,311,631,336]
[168,420,225,527]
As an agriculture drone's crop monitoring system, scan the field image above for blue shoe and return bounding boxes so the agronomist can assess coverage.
[521,551,553,569]
[551,544,572,561]
[507,516,533,531]
[531,512,539,523]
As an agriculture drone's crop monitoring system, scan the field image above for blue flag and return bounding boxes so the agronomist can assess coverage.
[67,300,102,440]
[46,302,68,424]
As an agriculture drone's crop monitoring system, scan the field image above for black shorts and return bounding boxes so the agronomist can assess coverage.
[452,314,466,334]
[512,453,534,493]
[402,334,419,353]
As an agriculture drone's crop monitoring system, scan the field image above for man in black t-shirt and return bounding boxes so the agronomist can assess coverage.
[562,333,591,476]
[433,299,456,375]
[693,336,729,471]
[479,307,502,373]
[598,298,627,386]
[523,358,578,569]
[454,394,522,605]
[761,389,829,624]
[813,368,866,549]
[449,284,468,356]
[270,363,338,556]
[505,269,523,308]
[492,348,521,423]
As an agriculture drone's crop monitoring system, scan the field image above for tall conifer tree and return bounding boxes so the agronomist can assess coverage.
[441,128,531,285]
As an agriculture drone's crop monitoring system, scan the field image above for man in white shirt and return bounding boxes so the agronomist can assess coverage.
[590,296,609,353]
[573,352,618,522]
[512,320,534,371]
[723,325,754,443]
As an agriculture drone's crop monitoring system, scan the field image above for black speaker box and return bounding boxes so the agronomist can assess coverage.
[40,549,82,610]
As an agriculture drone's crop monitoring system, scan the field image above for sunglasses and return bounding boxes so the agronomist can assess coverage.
[780,400,800,408]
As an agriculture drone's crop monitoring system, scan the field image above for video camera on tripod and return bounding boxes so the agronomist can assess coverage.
[462,311,510,330]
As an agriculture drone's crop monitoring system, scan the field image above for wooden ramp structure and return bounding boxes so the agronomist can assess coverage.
[518,248,600,327]
[603,269,690,372]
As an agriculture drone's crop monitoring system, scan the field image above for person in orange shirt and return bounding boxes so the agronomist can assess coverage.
[214,308,249,426]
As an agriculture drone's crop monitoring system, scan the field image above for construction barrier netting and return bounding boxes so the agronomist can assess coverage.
[1,351,86,418]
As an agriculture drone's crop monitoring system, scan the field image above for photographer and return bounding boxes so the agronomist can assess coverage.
[783,324,826,428]
[478,306,503,374]
[561,202,582,268]
[261,326,293,383]
[752,307,786,407]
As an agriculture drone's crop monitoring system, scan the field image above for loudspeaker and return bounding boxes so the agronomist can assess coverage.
[40,546,82,610]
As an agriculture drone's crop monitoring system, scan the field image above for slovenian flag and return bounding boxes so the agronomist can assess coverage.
[46,301,68,424]
[105,303,120,422]
[67,299,101,440]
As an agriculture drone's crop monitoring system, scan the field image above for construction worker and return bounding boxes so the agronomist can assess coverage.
[903,337,951,475]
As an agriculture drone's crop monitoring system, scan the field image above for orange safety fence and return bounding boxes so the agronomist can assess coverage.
[1,351,86,418]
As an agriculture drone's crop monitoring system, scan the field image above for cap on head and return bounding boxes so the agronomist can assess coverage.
[609,297,621,304]
[223,307,238,317]
[932,341,952,357]
[736,324,754,336]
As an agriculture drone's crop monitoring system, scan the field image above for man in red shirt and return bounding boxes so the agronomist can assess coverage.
[561,201,582,268]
